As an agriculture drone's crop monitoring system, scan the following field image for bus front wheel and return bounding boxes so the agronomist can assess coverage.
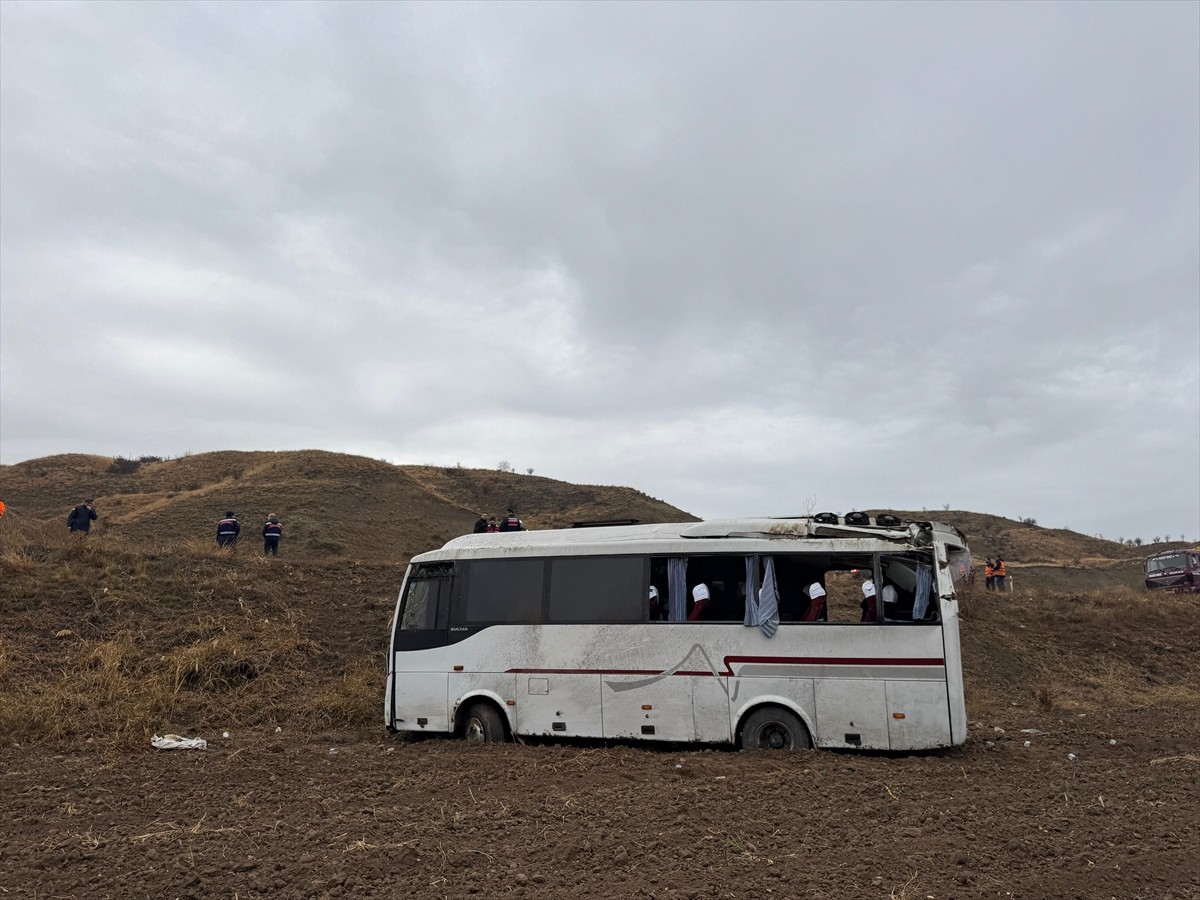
[462,702,507,743]
[740,706,812,751]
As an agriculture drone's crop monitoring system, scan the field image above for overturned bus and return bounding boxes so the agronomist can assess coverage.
[1144,547,1200,593]
[385,515,973,751]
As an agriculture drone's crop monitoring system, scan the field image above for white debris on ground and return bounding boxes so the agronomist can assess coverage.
[150,734,208,751]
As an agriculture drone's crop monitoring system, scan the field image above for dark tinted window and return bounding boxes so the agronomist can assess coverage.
[549,556,643,623]
[461,559,545,624]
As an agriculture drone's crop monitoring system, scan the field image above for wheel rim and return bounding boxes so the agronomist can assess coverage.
[759,721,793,750]
[464,717,485,742]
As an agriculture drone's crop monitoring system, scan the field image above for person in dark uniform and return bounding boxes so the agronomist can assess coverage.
[498,509,524,532]
[68,499,98,533]
[216,512,241,548]
[263,514,283,555]
[473,513,489,534]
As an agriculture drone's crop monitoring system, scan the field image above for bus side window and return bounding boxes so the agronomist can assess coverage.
[685,556,750,621]
[458,558,545,625]
[880,558,939,622]
[548,556,643,623]
[822,567,872,623]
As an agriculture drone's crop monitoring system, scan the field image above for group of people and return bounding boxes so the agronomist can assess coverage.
[216,511,284,555]
[60,498,283,555]
[472,509,525,533]
[984,558,1007,591]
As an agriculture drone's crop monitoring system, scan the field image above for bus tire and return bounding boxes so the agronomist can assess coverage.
[462,702,507,743]
[740,706,812,751]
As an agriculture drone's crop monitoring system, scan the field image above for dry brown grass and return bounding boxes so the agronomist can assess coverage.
[309,657,384,727]
[0,513,392,747]
[0,636,12,686]
[963,585,1200,725]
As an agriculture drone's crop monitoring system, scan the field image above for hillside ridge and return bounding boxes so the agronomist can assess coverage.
[0,450,1186,569]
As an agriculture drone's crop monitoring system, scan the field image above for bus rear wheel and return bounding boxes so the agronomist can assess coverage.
[740,706,812,751]
[462,702,507,743]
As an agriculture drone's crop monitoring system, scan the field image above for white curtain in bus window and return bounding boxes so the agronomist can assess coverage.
[912,563,934,621]
[667,558,687,622]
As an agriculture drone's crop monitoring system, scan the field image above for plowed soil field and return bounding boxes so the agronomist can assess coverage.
[5,706,1198,899]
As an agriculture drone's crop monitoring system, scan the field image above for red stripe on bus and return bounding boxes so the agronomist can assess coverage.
[723,656,945,668]
[505,657,945,677]
[506,668,710,676]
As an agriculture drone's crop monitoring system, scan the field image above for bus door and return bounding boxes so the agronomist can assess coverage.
[390,563,454,732]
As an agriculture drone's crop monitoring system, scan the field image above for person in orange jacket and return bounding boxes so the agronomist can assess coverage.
[993,558,1007,592]
[984,560,995,591]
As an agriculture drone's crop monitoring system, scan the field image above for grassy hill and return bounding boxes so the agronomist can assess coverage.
[2,451,1184,594]
[0,451,696,562]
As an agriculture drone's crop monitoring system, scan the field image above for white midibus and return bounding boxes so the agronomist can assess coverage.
[385,515,972,750]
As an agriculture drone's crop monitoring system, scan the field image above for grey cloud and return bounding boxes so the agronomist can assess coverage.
[1,1,1196,541]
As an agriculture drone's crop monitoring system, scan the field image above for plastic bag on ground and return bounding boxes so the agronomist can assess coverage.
[151,733,208,751]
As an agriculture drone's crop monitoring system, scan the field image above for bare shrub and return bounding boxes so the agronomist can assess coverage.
[109,456,142,475]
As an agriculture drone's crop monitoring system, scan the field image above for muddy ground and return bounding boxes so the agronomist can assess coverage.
[4,704,1197,900]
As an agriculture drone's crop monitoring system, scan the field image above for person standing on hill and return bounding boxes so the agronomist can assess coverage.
[473,513,489,534]
[498,508,524,532]
[216,512,241,548]
[993,558,1007,592]
[68,499,98,534]
[486,516,499,532]
[984,559,995,591]
[263,514,283,555]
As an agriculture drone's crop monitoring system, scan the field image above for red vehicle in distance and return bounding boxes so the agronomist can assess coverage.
[1144,547,1200,593]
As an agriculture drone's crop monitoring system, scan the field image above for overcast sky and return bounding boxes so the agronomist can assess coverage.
[2,1,1197,542]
